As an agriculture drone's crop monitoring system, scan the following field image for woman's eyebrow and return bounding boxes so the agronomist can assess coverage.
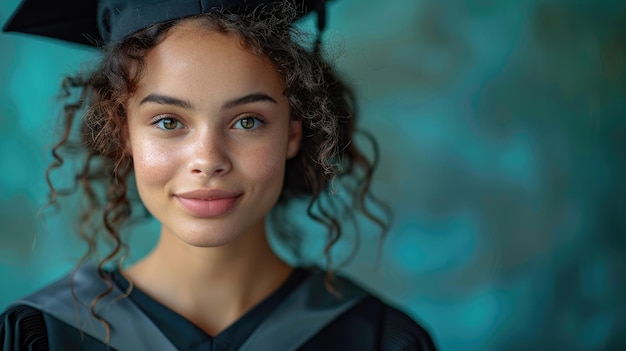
[138,92,277,110]
[222,93,277,110]
[139,94,194,110]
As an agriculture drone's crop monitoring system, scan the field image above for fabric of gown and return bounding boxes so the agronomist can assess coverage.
[0,267,437,351]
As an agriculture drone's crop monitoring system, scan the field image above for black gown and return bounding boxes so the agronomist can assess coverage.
[0,267,437,350]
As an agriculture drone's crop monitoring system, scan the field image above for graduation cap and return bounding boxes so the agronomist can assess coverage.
[3,0,327,47]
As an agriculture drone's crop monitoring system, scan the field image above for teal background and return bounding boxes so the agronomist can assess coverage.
[1,0,625,350]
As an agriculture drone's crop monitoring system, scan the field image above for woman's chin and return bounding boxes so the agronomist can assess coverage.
[161,223,260,249]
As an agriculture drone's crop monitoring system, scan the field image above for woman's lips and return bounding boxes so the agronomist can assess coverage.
[174,190,242,218]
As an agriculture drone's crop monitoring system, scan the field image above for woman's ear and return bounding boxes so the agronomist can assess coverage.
[286,119,302,159]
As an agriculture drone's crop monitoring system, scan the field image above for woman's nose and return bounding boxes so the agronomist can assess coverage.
[186,132,232,177]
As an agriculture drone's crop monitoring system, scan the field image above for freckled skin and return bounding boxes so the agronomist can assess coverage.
[126,22,302,248]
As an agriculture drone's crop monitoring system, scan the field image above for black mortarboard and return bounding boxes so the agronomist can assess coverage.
[3,0,327,47]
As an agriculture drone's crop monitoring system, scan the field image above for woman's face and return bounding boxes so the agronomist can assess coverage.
[125,21,302,247]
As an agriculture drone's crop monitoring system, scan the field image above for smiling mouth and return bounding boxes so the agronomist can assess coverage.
[174,191,242,218]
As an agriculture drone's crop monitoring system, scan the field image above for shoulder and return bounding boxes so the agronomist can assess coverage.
[340,294,437,351]
[375,300,438,351]
[1,267,118,351]
[0,270,73,351]
[305,270,437,351]
[0,304,49,351]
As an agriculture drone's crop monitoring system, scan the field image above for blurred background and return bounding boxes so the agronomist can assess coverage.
[1,0,624,350]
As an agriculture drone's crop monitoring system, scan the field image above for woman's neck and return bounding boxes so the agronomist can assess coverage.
[123,220,293,335]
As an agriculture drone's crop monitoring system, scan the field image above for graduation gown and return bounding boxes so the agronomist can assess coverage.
[0,265,436,350]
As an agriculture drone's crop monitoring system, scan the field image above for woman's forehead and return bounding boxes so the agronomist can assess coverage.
[131,24,287,109]
[147,24,277,81]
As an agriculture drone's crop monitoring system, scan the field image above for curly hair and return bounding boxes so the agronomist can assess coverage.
[46,4,389,338]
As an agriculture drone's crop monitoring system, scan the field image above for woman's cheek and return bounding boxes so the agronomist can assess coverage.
[133,141,177,187]
[248,143,288,184]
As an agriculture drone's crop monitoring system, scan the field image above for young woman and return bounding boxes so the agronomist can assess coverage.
[1,0,437,350]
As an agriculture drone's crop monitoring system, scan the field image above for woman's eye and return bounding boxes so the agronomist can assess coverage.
[234,116,263,130]
[155,117,182,130]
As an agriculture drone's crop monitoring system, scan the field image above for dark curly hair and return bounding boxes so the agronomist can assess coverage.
[46,4,389,339]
